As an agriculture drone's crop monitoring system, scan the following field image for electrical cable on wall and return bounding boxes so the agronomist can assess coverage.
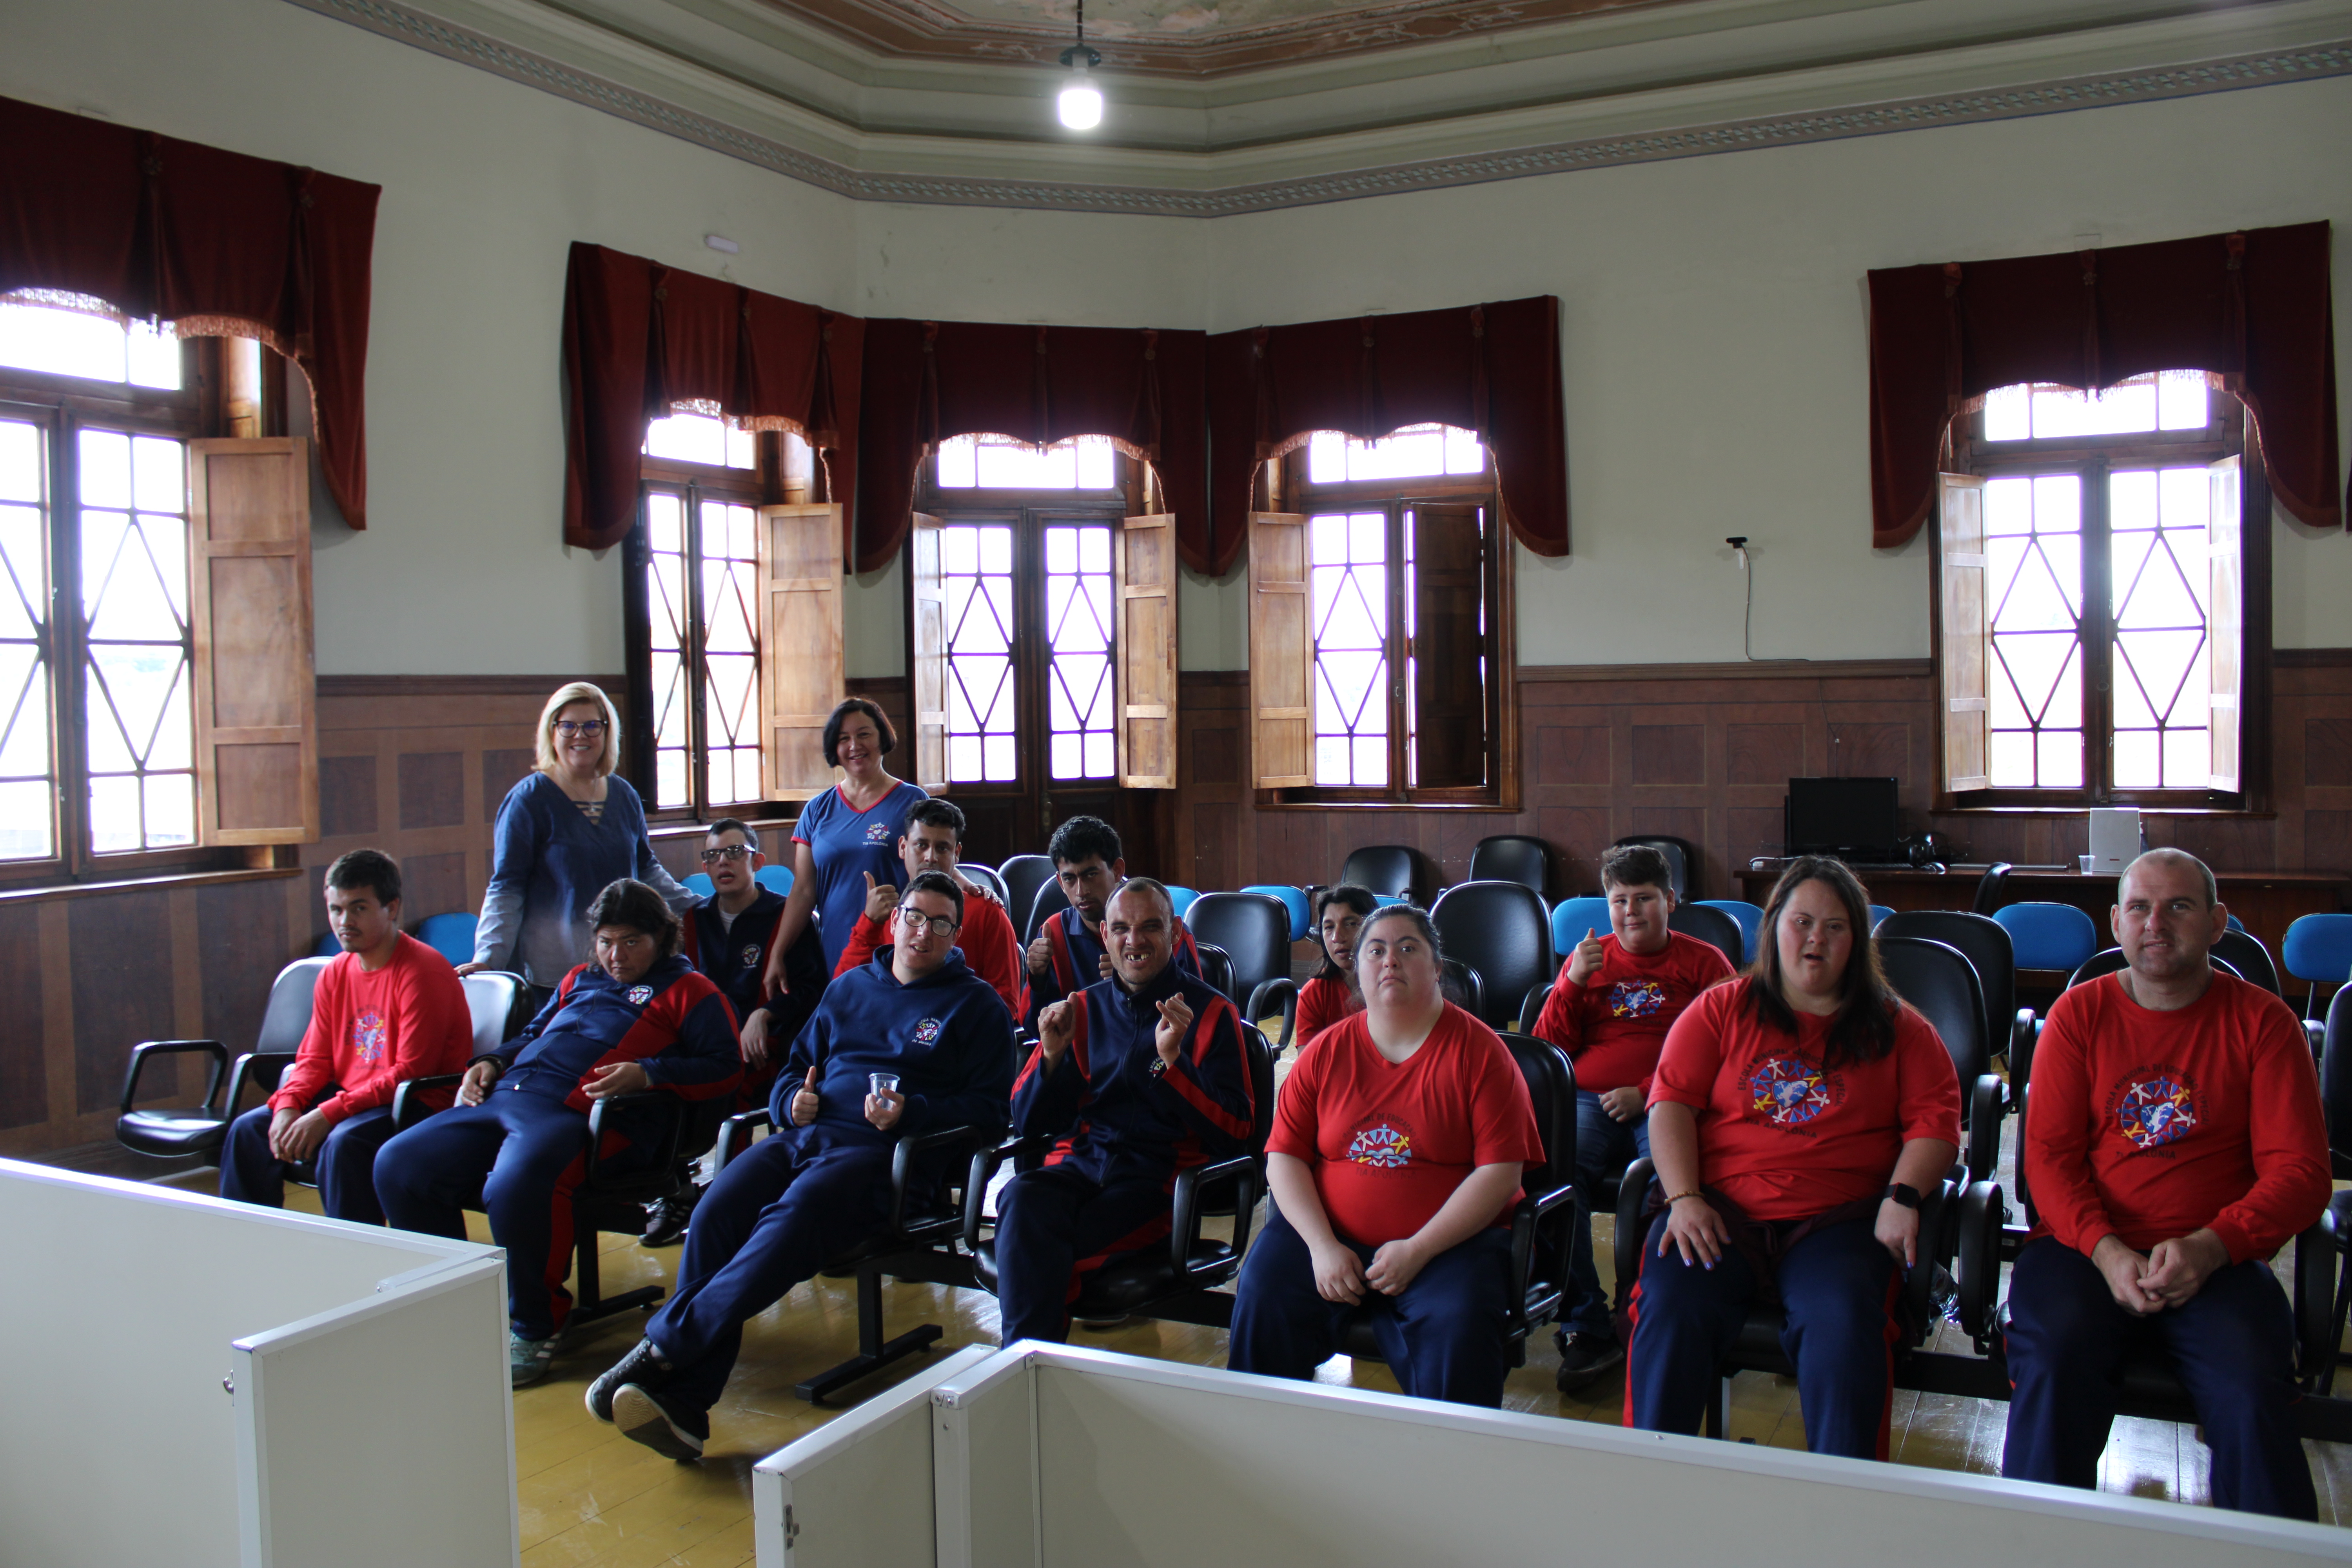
[1728,536,1807,663]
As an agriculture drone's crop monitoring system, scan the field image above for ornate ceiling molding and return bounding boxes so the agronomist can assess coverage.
[286,0,2352,215]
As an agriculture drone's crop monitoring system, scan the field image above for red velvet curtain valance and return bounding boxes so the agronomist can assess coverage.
[1867,221,2339,548]
[560,242,865,552]
[0,93,380,526]
[1203,296,1568,575]
[853,319,1208,574]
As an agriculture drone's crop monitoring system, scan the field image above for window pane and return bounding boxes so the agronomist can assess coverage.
[87,773,140,854]
[1044,525,1114,779]
[1301,424,1486,485]
[936,436,978,488]
[642,408,751,468]
[1308,432,1346,485]
[0,780,51,861]
[1982,385,2029,442]
[1309,511,1389,787]
[2157,369,2208,431]
[2035,730,2082,788]
[0,420,41,504]
[948,434,1116,491]
[81,426,192,853]
[943,524,1018,784]
[2112,728,2160,788]
[2161,724,2209,789]
[2031,379,2156,438]
[982,734,1015,782]
[0,301,130,383]
[142,771,194,846]
[642,486,690,809]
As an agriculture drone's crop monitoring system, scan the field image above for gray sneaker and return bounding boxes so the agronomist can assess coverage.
[509,1332,557,1388]
[586,1338,671,1423]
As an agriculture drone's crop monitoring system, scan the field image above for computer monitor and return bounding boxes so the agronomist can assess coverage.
[1784,776,1899,861]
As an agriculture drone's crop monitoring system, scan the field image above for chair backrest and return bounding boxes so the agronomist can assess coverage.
[460,971,533,1055]
[1609,835,1695,899]
[2322,986,2352,1168]
[2211,928,2283,996]
[2066,946,2244,989]
[1239,884,1310,942]
[311,929,340,957]
[1339,845,1417,900]
[1695,900,1764,964]
[1993,901,2100,972]
[1239,1021,1279,1158]
[1186,893,1292,1005]
[1878,935,1991,1084]
[682,872,716,898]
[1000,855,1058,939]
[1868,905,1895,930]
[1468,835,1549,897]
[1499,1031,1577,1198]
[2283,914,2352,986]
[958,863,1009,907]
[1666,902,1744,973]
[1549,896,1612,960]
[1971,861,2014,915]
[1165,885,1202,917]
[1431,882,1551,1032]
[1440,959,1485,1022]
[413,911,477,968]
[1194,943,1238,1007]
[257,958,332,1054]
[755,864,794,896]
[1025,878,1071,944]
[1875,910,2017,1063]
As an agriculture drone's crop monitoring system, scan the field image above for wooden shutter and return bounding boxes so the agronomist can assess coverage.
[1113,512,1178,789]
[907,511,948,794]
[1248,511,1311,788]
[2207,454,2242,793]
[189,438,316,844]
[758,503,844,802]
[1937,473,1990,794]
[1409,503,1489,789]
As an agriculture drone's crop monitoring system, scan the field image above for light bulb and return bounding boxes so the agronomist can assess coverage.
[1058,63,1102,130]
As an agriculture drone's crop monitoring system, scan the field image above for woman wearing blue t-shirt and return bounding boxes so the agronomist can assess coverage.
[764,698,927,983]
[461,682,694,1001]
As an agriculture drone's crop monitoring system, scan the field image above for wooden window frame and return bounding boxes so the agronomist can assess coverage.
[1933,390,2269,813]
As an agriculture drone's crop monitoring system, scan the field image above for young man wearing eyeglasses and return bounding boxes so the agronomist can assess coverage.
[640,818,832,1246]
[585,871,1014,1461]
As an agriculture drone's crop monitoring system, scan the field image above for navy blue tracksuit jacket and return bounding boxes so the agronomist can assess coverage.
[1024,904,1202,1031]
[682,888,826,1109]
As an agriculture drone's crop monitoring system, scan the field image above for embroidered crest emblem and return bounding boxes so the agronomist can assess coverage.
[913,1017,942,1046]
[1745,1054,1835,1127]
[1609,980,1666,1020]
[1346,1122,1414,1169]
[865,821,894,843]
[2113,1071,2199,1150]
[741,944,762,969]
[352,1010,387,1066]
[626,984,655,1007]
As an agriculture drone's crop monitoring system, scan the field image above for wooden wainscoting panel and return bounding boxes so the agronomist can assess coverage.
[70,890,174,1116]
[399,751,466,829]
[198,877,291,1058]
[1630,724,1705,786]
[319,754,379,838]
[401,851,471,926]
[481,749,537,822]
[0,903,45,1131]
[1535,725,1610,787]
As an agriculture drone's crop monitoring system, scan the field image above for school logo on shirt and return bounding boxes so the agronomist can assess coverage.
[1746,1055,1837,1127]
[626,984,655,1007]
[913,1017,942,1046]
[1345,1120,1415,1169]
[1609,980,1666,1020]
[2109,1068,2200,1151]
[864,821,894,843]
[740,944,762,969]
[352,1011,387,1066]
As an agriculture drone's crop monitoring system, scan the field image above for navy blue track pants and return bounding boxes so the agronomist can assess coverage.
[219,1102,397,1225]
[992,1165,1173,1347]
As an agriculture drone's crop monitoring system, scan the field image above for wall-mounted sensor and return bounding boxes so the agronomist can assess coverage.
[1725,536,1748,549]
[704,234,740,255]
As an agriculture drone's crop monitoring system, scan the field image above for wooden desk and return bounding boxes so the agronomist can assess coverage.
[1733,864,2349,960]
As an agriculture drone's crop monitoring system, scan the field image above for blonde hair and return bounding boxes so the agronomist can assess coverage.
[534,682,621,777]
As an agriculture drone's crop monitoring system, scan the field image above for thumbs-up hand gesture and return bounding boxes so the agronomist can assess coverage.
[863,871,898,925]
[789,1065,821,1126]
[1566,927,1608,987]
[1153,993,1194,1070]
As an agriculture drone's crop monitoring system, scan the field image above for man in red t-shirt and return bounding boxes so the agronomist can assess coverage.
[831,797,1023,1018]
[2003,849,2328,1520]
[1532,843,1733,1389]
[220,850,473,1225]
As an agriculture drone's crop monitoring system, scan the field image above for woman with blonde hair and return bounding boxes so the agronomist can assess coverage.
[462,682,693,1002]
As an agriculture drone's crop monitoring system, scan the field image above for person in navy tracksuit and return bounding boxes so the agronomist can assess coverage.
[995,877,1256,1347]
[374,879,741,1386]
[584,871,1014,1462]
[1021,815,1200,1031]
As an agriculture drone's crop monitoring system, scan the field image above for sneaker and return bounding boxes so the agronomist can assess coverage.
[586,1338,672,1424]
[613,1383,709,1462]
[639,1192,696,1248]
[509,1332,557,1388]
[1553,1330,1625,1393]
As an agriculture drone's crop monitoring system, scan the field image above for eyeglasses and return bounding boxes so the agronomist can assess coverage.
[897,906,959,937]
[554,719,607,737]
[700,845,752,864]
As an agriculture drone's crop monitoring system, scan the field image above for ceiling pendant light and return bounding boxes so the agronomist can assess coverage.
[1057,0,1103,131]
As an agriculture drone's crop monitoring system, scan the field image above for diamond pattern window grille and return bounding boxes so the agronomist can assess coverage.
[942,523,1018,783]
[78,428,194,852]
[1984,474,2084,789]
[0,418,54,860]
[1043,525,1114,781]
[699,501,762,807]
[1310,510,1390,788]
[640,488,764,811]
[2108,466,2210,788]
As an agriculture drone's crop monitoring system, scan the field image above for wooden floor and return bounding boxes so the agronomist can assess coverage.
[166,1165,2352,1567]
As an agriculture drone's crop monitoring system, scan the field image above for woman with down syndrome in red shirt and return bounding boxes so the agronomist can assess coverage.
[1625,856,1959,1459]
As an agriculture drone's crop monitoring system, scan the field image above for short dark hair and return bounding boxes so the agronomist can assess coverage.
[1048,814,1122,869]
[1600,843,1674,895]
[324,848,401,907]
[1312,884,1380,983]
[1107,877,1174,922]
[586,878,682,959]
[906,798,966,839]
[902,868,965,927]
[821,698,898,767]
[706,817,759,852]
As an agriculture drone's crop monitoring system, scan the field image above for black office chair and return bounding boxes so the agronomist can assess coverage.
[1876,910,2032,1089]
[1876,936,2003,1183]
[1612,836,1698,900]
[1194,943,1237,1009]
[2064,947,2244,990]
[1666,902,1744,973]
[1337,1033,1578,1372]
[1340,845,1419,902]
[2212,928,2284,998]
[117,956,330,1163]
[1517,981,1554,1038]
[1000,855,1058,941]
[1970,862,2013,916]
[958,863,1009,909]
[1186,892,1299,1043]
[1025,878,1072,944]
[2317,987,2352,1392]
[1441,958,1486,1023]
[1431,881,1551,1033]
[1469,835,1550,898]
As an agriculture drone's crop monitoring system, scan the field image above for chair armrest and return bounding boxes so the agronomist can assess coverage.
[964,1134,1057,1252]
[2293,1216,2336,1390]
[584,1091,686,1184]
[713,1107,773,1176]
[1612,1155,1659,1308]
[1966,1073,2003,1184]
[1515,983,1553,1039]
[390,1074,467,1132]
[1954,1178,2003,1345]
[225,1051,300,1122]
[1245,978,1298,1049]
[120,1040,229,1118]
[1169,1153,1264,1277]
[889,1123,1002,1240]
[1898,1179,1956,1339]
[1506,1180,1579,1332]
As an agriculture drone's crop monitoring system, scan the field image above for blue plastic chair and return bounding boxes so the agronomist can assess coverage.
[1696,899,1764,964]
[2283,914,2352,1020]
[1550,896,1612,959]
[1993,902,2100,973]
[1373,894,1410,908]
[1869,905,1895,931]
[414,911,478,968]
[1165,885,1201,917]
[683,872,716,898]
[755,864,793,897]
[312,930,340,957]
[1241,884,1311,943]
[2228,913,2246,932]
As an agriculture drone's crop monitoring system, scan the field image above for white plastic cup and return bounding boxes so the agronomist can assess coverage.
[870,1072,900,1098]
[2078,855,2096,874]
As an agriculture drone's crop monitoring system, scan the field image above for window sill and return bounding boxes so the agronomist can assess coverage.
[1933,804,2277,820]
[1255,793,1519,812]
[0,865,303,906]
[646,814,802,843]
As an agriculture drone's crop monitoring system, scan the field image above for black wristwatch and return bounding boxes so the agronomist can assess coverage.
[1883,1182,1922,1210]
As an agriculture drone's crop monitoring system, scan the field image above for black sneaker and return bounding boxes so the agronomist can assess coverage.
[639,1191,697,1248]
[613,1383,708,1462]
[1553,1331,1626,1393]
[585,1338,672,1424]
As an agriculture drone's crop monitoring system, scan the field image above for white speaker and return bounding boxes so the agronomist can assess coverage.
[2088,808,2141,875]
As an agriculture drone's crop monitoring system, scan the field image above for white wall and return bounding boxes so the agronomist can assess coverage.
[10,0,2348,679]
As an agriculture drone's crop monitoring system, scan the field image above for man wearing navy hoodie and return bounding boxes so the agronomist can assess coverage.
[586,870,1014,1461]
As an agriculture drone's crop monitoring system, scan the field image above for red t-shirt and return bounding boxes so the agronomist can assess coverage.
[1294,975,1363,1048]
[2024,971,2328,1264]
[833,882,1025,1020]
[1650,978,1961,1222]
[270,934,475,1124]
[1532,931,1733,1095]
[1269,1002,1545,1247]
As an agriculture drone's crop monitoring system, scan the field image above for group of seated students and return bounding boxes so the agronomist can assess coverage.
[214,817,2328,1519]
